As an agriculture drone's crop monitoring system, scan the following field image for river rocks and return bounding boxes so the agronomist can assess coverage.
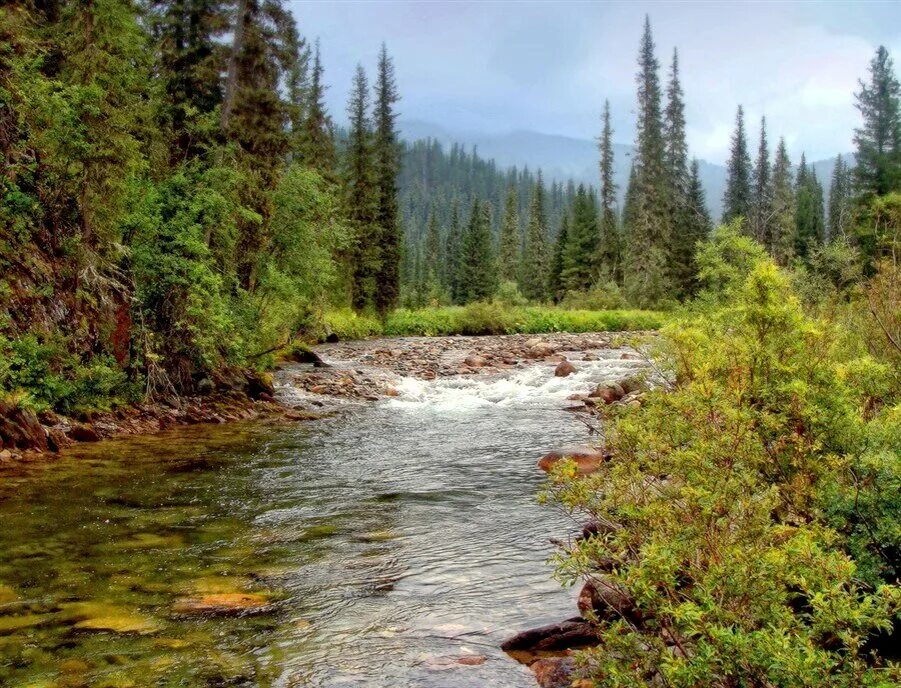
[538,447,606,475]
[456,655,487,666]
[0,402,48,451]
[464,354,489,367]
[530,657,578,688]
[501,617,598,653]
[67,423,101,443]
[577,577,641,624]
[589,382,624,404]
[554,360,576,377]
[172,592,271,617]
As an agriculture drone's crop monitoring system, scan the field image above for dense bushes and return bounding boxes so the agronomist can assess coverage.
[542,234,901,686]
[318,304,666,341]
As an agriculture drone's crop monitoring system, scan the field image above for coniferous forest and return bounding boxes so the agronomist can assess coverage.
[0,4,900,687]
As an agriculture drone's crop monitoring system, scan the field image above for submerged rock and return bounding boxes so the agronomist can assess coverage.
[172,592,271,617]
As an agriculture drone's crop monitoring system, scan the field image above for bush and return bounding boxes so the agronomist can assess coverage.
[543,258,901,686]
[320,309,382,341]
[559,282,627,311]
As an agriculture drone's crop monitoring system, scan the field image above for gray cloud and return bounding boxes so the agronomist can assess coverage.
[291,0,900,163]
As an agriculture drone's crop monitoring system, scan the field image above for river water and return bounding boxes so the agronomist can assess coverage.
[0,348,644,687]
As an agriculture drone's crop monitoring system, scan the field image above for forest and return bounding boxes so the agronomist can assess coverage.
[0,2,900,687]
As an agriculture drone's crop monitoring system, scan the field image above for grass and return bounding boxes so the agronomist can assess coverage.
[319,303,665,341]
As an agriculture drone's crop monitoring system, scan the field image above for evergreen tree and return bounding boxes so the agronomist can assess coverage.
[344,64,378,311]
[521,173,550,301]
[424,209,443,284]
[498,186,521,283]
[722,105,753,225]
[853,46,901,197]
[597,99,620,282]
[751,116,772,244]
[444,202,464,303]
[562,185,599,292]
[372,44,401,315]
[458,200,496,302]
[827,154,852,241]
[623,16,671,307]
[548,213,569,303]
[225,0,296,290]
[769,138,795,265]
[664,47,696,297]
[795,154,825,260]
[298,40,336,176]
[674,159,712,296]
[150,0,228,162]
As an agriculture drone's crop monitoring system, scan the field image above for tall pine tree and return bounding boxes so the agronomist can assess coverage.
[751,116,772,245]
[458,200,496,302]
[498,186,521,284]
[344,64,378,311]
[562,185,598,292]
[623,16,671,307]
[722,105,753,225]
[548,213,569,303]
[298,40,336,177]
[853,46,901,197]
[521,173,550,301]
[769,138,795,265]
[597,99,619,282]
[795,154,825,260]
[372,44,401,315]
[827,154,852,241]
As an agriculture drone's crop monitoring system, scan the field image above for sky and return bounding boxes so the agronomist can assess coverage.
[291,0,901,164]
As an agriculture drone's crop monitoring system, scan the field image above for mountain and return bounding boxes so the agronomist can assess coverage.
[400,120,851,221]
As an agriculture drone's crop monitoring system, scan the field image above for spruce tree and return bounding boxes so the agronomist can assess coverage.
[676,159,712,296]
[298,41,336,177]
[444,202,464,303]
[458,200,496,302]
[827,154,852,241]
[722,105,753,225]
[372,44,402,315]
[521,173,550,301]
[224,0,296,289]
[769,138,795,265]
[424,210,443,284]
[597,99,619,282]
[623,16,671,307]
[853,46,901,197]
[751,116,772,245]
[548,213,569,303]
[562,185,599,292]
[344,64,378,311]
[795,154,825,260]
[498,186,521,284]
[664,48,695,297]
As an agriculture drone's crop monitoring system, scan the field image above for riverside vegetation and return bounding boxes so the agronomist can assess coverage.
[1,3,900,687]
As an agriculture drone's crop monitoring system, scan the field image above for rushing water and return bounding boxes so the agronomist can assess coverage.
[0,349,645,687]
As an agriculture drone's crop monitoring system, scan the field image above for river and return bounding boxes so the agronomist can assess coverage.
[0,343,645,687]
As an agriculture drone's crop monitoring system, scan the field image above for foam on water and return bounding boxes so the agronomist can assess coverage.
[386,349,648,413]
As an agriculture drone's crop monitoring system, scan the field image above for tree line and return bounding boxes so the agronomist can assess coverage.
[400,17,900,311]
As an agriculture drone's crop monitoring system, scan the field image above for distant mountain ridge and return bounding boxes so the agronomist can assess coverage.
[400,119,851,220]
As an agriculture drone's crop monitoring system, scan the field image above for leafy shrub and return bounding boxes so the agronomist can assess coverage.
[495,281,529,307]
[321,309,382,341]
[543,258,901,686]
[559,282,627,311]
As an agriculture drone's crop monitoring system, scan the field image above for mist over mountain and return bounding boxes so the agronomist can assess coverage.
[400,119,851,221]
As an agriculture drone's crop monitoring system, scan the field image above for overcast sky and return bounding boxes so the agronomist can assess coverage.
[290,1,901,164]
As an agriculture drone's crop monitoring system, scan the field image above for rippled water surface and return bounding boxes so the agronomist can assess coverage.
[0,351,643,687]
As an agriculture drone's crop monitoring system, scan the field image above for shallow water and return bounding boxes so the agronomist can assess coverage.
[0,350,645,687]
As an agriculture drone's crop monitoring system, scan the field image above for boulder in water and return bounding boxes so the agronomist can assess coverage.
[554,360,576,377]
[501,617,597,653]
[464,354,489,368]
[538,447,606,475]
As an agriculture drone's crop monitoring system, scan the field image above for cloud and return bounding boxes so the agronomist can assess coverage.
[291,0,900,164]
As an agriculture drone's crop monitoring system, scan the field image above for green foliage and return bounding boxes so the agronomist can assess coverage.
[320,309,382,341]
[722,104,753,224]
[0,334,132,413]
[544,253,901,687]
